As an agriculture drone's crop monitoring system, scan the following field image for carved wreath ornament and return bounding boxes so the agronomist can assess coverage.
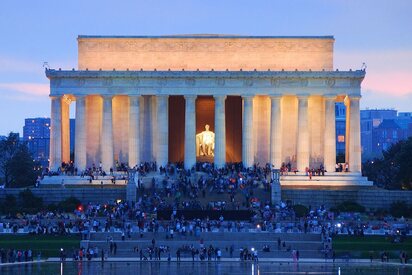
[326,78,335,87]
[185,78,196,86]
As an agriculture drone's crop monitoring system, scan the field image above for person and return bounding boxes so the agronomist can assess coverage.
[176,248,181,261]
[230,245,234,258]
[101,249,104,262]
[253,249,258,262]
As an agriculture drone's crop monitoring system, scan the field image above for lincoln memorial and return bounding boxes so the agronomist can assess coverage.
[46,35,365,179]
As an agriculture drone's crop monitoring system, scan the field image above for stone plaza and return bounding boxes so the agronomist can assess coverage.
[45,35,371,186]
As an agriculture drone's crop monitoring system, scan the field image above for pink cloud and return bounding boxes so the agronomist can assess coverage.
[335,50,412,96]
[0,83,49,97]
[362,71,412,96]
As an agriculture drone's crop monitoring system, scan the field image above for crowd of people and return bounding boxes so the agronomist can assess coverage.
[0,248,35,263]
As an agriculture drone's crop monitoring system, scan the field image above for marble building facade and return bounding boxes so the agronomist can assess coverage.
[46,35,365,174]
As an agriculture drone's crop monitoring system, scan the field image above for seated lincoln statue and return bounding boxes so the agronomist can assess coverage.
[196,124,215,157]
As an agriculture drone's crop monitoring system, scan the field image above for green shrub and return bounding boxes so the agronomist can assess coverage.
[0,194,17,214]
[18,189,43,213]
[389,201,411,218]
[57,196,81,212]
[293,204,309,218]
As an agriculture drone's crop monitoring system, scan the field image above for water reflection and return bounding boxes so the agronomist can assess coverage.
[0,261,410,275]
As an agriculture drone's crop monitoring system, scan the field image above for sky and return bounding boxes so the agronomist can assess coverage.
[0,0,411,135]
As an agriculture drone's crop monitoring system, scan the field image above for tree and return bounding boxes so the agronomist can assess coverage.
[18,189,43,213]
[0,133,38,187]
[363,137,412,190]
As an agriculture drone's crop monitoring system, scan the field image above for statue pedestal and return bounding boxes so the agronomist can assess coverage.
[197,155,214,163]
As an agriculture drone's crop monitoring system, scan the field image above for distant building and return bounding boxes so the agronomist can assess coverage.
[23,118,51,166]
[373,120,406,152]
[23,117,75,166]
[361,109,412,160]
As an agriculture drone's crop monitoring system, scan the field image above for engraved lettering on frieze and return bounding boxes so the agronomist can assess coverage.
[280,78,300,87]
[185,78,196,86]
[92,40,332,53]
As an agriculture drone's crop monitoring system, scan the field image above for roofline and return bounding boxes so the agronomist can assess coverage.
[46,69,364,79]
[77,35,335,40]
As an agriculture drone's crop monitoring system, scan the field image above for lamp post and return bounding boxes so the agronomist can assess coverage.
[271,168,281,206]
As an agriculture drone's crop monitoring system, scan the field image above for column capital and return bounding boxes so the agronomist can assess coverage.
[184,94,197,100]
[75,95,86,101]
[324,95,337,101]
[297,94,309,100]
[102,95,113,101]
[242,95,254,102]
[348,95,362,101]
[269,95,282,101]
[129,95,141,105]
[213,95,227,100]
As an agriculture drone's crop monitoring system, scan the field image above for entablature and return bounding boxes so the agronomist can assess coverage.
[46,69,365,97]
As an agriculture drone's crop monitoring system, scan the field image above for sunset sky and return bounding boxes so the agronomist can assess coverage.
[0,0,411,134]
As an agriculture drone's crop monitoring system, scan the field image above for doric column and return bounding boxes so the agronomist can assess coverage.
[324,95,336,173]
[184,95,196,170]
[349,96,362,173]
[296,95,309,172]
[214,95,226,168]
[101,95,114,172]
[242,95,254,168]
[49,96,62,171]
[128,95,141,168]
[61,96,71,164]
[270,95,282,169]
[156,95,169,167]
[74,96,87,171]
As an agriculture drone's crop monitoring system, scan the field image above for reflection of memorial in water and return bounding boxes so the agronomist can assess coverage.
[196,124,215,162]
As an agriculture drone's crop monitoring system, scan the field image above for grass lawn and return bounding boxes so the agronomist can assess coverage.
[0,234,81,258]
[333,235,412,259]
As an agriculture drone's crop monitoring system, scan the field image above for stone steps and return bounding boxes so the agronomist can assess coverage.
[89,232,321,242]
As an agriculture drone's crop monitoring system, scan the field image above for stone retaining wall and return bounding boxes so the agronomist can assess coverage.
[0,188,126,204]
[282,188,412,209]
[0,187,410,210]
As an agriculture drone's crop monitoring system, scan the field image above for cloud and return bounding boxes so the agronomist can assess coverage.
[335,50,412,96]
[0,83,49,100]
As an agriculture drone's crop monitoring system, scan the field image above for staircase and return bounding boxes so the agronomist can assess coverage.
[82,231,324,258]
[280,172,373,186]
